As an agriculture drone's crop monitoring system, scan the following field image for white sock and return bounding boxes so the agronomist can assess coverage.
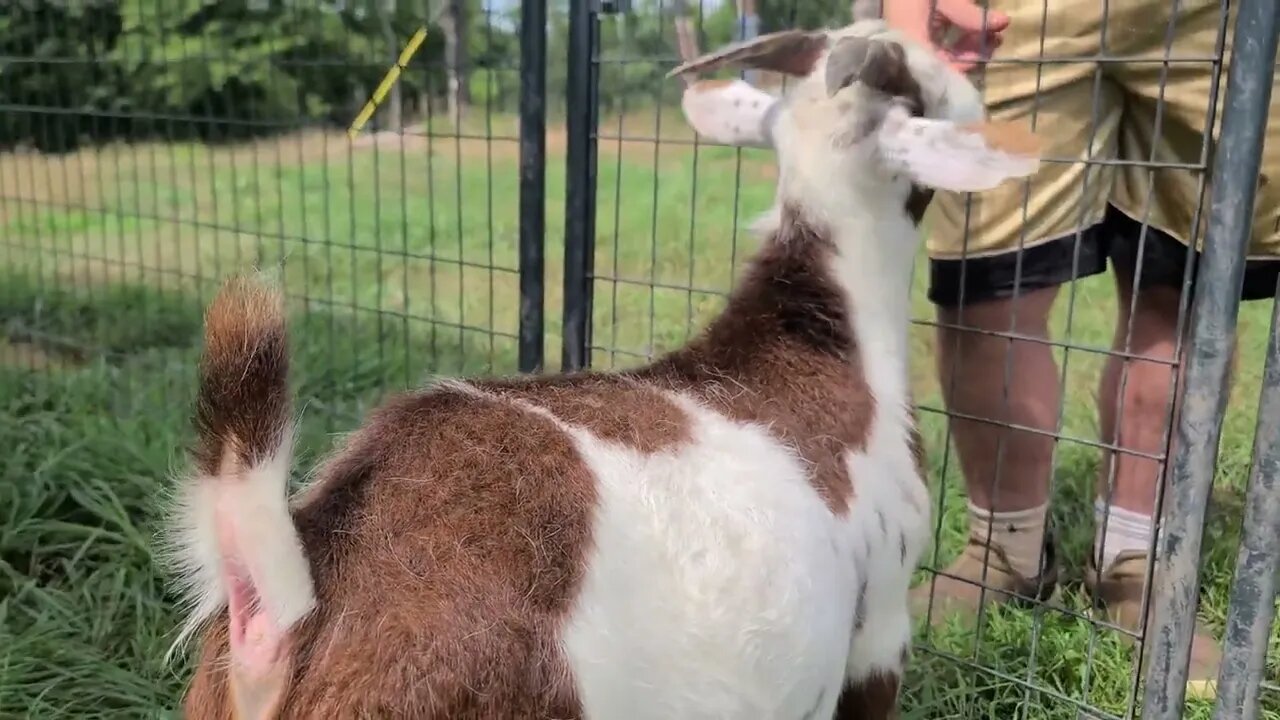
[968,502,1050,580]
[1093,499,1155,570]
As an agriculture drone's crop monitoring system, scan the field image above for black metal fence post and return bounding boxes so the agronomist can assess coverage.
[518,0,547,374]
[1142,0,1279,716]
[1212,287,1280,720]
[561,0,600,372]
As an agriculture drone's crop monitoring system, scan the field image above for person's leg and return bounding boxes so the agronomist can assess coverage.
[912,0,1120,618]
[1084,209,1234,699]
[919,285,1064,612]
[938,287,1060,515]
[1093,214,1186,575]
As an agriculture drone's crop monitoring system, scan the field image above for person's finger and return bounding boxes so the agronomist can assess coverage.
[885,1,936,47]
[935,0,1011,33]
[950,30,1003,57]
[938,47,978,72]
[947,45,1000,71]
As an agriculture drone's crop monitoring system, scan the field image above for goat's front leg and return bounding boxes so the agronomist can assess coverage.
[833,578,911,720]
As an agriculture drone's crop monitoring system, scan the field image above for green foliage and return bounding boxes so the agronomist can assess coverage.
[756,0,850,31]
[699,2,746,48]
[0,1,125,151]
[0,0,863,149]
[596,11,678,113]
[0,0,484,150]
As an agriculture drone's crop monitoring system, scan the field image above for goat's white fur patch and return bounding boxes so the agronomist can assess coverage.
[524,382,927,717]
[876,106,1039,192]
[681,79,780,148]
[162,430,315,657]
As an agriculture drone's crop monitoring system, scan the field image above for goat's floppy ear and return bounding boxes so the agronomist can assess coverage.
[876,105,1042,192]
[680,79,781,148]
[666,29,828,79]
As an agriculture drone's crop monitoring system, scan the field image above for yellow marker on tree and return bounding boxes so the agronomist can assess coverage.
[348,26,429,139]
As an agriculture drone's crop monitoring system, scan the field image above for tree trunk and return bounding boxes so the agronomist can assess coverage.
[375,0,403,132]
[439,0,471,127]
[736,0,759,84]
[418,89,432,126]
[671,0,700,87]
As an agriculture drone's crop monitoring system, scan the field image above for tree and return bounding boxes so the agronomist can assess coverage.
[438,0,471,126]
[373,0,403,131]
[756,0,849,32]
[0,0,491,150]
[671,0,701,86]
[0,0,123,151]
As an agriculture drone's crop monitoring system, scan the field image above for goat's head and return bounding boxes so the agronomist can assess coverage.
[669,21,1040,214]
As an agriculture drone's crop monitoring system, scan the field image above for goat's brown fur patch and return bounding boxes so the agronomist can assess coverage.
[906,188,933,225]
[864,46,931,227]
[636,204,875,515]
[476,373,692,454]
[186,622,233,716]
[185,388,593,719]
[834,670,902,720]
[864,49,921,113]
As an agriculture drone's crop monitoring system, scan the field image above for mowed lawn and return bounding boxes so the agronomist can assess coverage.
[1,115,1277,719]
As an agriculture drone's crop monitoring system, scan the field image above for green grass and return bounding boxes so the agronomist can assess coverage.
[1,122,1277,718]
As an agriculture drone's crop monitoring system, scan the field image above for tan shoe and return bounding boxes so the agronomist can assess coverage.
[911,530,1060,623]
[1083,549,1222,702]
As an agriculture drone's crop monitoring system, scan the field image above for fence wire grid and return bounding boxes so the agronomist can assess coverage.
[0,0,1276,719]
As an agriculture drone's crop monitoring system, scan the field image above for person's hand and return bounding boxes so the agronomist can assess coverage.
[884,0,1010,72]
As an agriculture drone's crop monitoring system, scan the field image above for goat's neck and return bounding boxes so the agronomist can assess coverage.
[741,190,920,403]
[824,201,919,405]
[780,149,920,387]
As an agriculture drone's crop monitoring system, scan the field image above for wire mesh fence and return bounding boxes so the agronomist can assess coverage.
[564,2,1280,718]
[0,0,1276,718]
[1,0,532,434]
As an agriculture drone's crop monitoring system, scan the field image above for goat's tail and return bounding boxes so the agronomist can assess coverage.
[164,274,314,658]
[192,274,293,478]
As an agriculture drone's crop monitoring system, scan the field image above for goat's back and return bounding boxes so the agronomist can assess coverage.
[194,364,925,719]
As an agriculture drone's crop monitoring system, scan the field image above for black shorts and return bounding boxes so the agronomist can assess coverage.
[927,205,1280,308]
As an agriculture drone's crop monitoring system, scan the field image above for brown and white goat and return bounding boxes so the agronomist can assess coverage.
[165,20,1039,720]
